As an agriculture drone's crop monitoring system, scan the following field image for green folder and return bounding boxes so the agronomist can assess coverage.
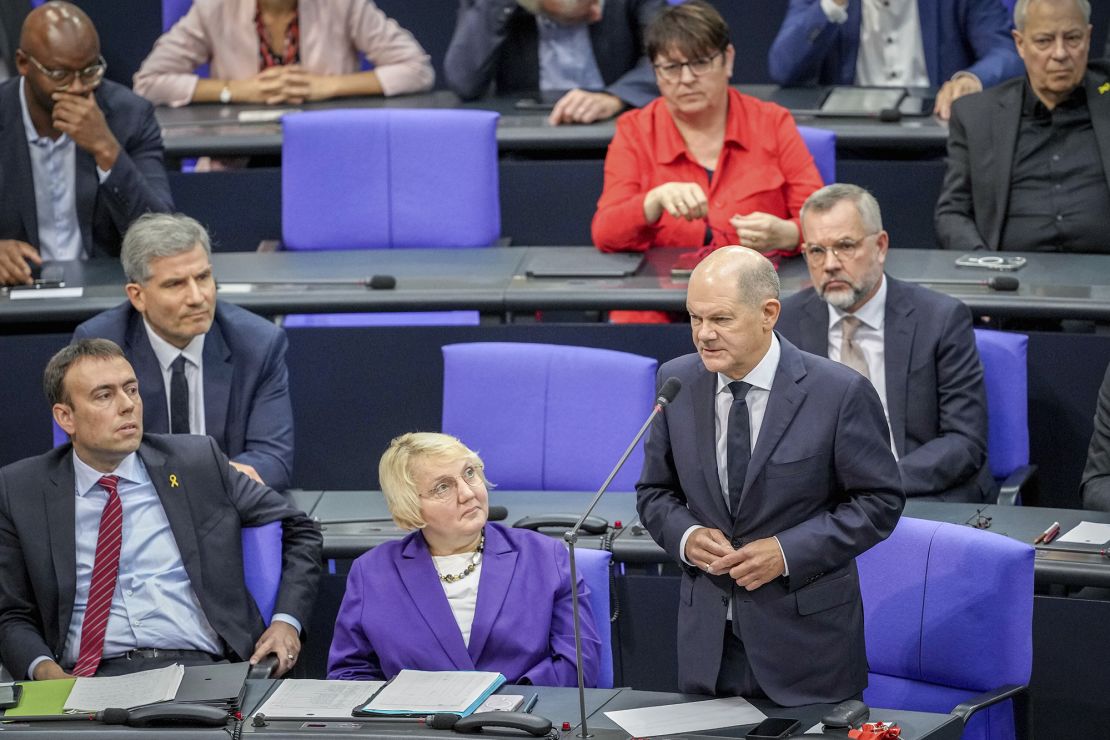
[2,679,76,718]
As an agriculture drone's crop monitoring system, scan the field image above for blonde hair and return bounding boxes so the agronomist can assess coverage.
[378,432,492,531]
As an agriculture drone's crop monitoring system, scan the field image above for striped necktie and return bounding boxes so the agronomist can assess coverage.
[71,475,123,677]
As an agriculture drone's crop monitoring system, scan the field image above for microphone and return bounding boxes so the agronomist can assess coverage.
[903,275,1019,292]
[563,377,682,738]
[317,505,508,527]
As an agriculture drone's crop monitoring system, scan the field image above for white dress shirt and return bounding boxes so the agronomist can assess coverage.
[820,0,930,87]
[679,334,790,585]
[433,555,482,647]
[826,275,898,457]
[143,320,207,436]
[535,0,605,93]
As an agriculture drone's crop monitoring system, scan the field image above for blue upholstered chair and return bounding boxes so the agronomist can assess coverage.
[441,343,657,492]
[571,547,614,689]
[974,329,1035,505]
[796,125,837,185]
[282,109,500,250]
[858,517,1033,740]
[242,521,282,624]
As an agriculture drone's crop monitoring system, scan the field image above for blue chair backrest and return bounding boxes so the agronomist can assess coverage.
[242,521,282,624]
[796,125,837,185]
[572,548,614,689]
[282,109,501,250]
[974,329,1029,480]
[441,342,658,491]
[858,517,1033,740]
[162,0,191,31]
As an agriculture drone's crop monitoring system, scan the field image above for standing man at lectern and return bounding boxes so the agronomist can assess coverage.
[636,246,904,706]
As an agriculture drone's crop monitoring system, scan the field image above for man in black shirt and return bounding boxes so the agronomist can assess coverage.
[935,0,1110,253]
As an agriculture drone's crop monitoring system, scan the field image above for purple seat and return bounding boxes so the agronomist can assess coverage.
[282,109,501,250]
[161,0,209,77]
[858,517,1033,740]
[441,343,657,491]
[282,311,479,328]
[974,329,1034,505]
[572,547,614,688]
[242,521,282,624]
[797,125,837,185]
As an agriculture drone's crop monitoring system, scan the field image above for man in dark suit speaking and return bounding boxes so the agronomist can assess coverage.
[0,1,173,285]
[74,213,294,490]
[636,246,904,706]
[778,184,993,503]
[0,339,320,681]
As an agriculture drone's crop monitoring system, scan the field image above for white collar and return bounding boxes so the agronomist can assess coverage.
[73,450,144,497]
[142,318,206,372]
[716,332,781,394]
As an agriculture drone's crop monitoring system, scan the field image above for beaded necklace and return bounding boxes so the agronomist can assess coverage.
[436,531,485,584]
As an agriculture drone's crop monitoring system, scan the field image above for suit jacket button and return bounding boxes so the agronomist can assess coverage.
[731,538,742,548]
[721,595,728,605]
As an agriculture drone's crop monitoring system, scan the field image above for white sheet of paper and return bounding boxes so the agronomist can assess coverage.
[365,670,503,713]
[63,664,183,712]
[253,679,383,720]
[603,696,766,737]
[1056,521,1110,545]
[9,287,84,300]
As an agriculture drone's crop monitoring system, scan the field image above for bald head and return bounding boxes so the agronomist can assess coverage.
[686,247,781,380]
[19,1,99,71]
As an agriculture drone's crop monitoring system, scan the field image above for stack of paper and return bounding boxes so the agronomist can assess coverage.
[354,670,506,717]
[253,679,384,721]
[175,663,251,712]
[64,664,183,713]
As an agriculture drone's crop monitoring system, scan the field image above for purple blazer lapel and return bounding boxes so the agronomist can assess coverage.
[468,525,517,663]
[399,534,474,670]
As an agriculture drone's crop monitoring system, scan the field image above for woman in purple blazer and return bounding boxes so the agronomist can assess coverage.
[327,433,601,686]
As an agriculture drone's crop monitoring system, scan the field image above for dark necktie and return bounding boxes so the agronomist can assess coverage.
[727,381,752,516]
[72,475,123,677]
[170,354,190,434]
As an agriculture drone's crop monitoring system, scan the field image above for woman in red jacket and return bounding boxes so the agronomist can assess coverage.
[592,1,822,263]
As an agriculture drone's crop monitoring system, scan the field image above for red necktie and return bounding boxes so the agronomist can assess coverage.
[72,475,123,677]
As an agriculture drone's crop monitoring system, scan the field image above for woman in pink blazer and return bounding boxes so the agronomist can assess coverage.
[134,0,434,107]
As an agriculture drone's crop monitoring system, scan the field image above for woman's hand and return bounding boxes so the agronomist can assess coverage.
[644,182,709,224]
[730,212,800,252]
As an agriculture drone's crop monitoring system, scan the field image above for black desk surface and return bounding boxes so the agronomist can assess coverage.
[155,86,948,159]
[237,682,961,740]
[4,247,1110,328]
[298,489,1110,588]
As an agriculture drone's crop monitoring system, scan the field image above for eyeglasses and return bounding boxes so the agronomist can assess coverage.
[965,507,992,530]
[801,234,879,265]
[420,464,484,503]
[653,51,722,82]
[23,52,107,90]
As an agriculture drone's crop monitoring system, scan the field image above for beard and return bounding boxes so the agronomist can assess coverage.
[819,281,868,310]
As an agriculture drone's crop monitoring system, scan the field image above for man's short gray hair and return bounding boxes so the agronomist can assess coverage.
[1014,0,1090,30]
[736,252,781,307]
[121,213,211,284]
[800,183,884,236]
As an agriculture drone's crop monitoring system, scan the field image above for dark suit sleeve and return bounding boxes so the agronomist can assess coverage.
[443,0,519,100]
[767,0,844,85]
[601,0,664,108]
[775,373,905,589]
[960,0,1024,88]
[898,301,990,497]
[934,98,990,250]
[636,371,704,567]
[218,442,321,630]
[99,95,175,237]
[234,328,294,491]
[1082,364,1110,511]
[0,470,55,680]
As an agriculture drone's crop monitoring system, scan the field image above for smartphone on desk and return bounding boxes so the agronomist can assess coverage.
[514,98,556,112]
[0,683,23,710]
[745,717,801,739]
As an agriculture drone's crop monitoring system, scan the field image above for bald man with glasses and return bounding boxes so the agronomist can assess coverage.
[0,1,173,286]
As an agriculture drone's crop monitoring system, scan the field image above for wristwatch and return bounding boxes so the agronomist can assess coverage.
[219,85,232,104]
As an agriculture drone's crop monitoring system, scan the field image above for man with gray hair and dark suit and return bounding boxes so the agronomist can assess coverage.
[73,213,295,490]
[935,0,1110,253]
[444,0,664,125]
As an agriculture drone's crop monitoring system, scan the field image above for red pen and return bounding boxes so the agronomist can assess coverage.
[1034,521,1060,545]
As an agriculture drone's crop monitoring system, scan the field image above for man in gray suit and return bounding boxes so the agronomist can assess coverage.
[637,246,904,705]
[935,0,1110,252]
[779,184,994,503]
